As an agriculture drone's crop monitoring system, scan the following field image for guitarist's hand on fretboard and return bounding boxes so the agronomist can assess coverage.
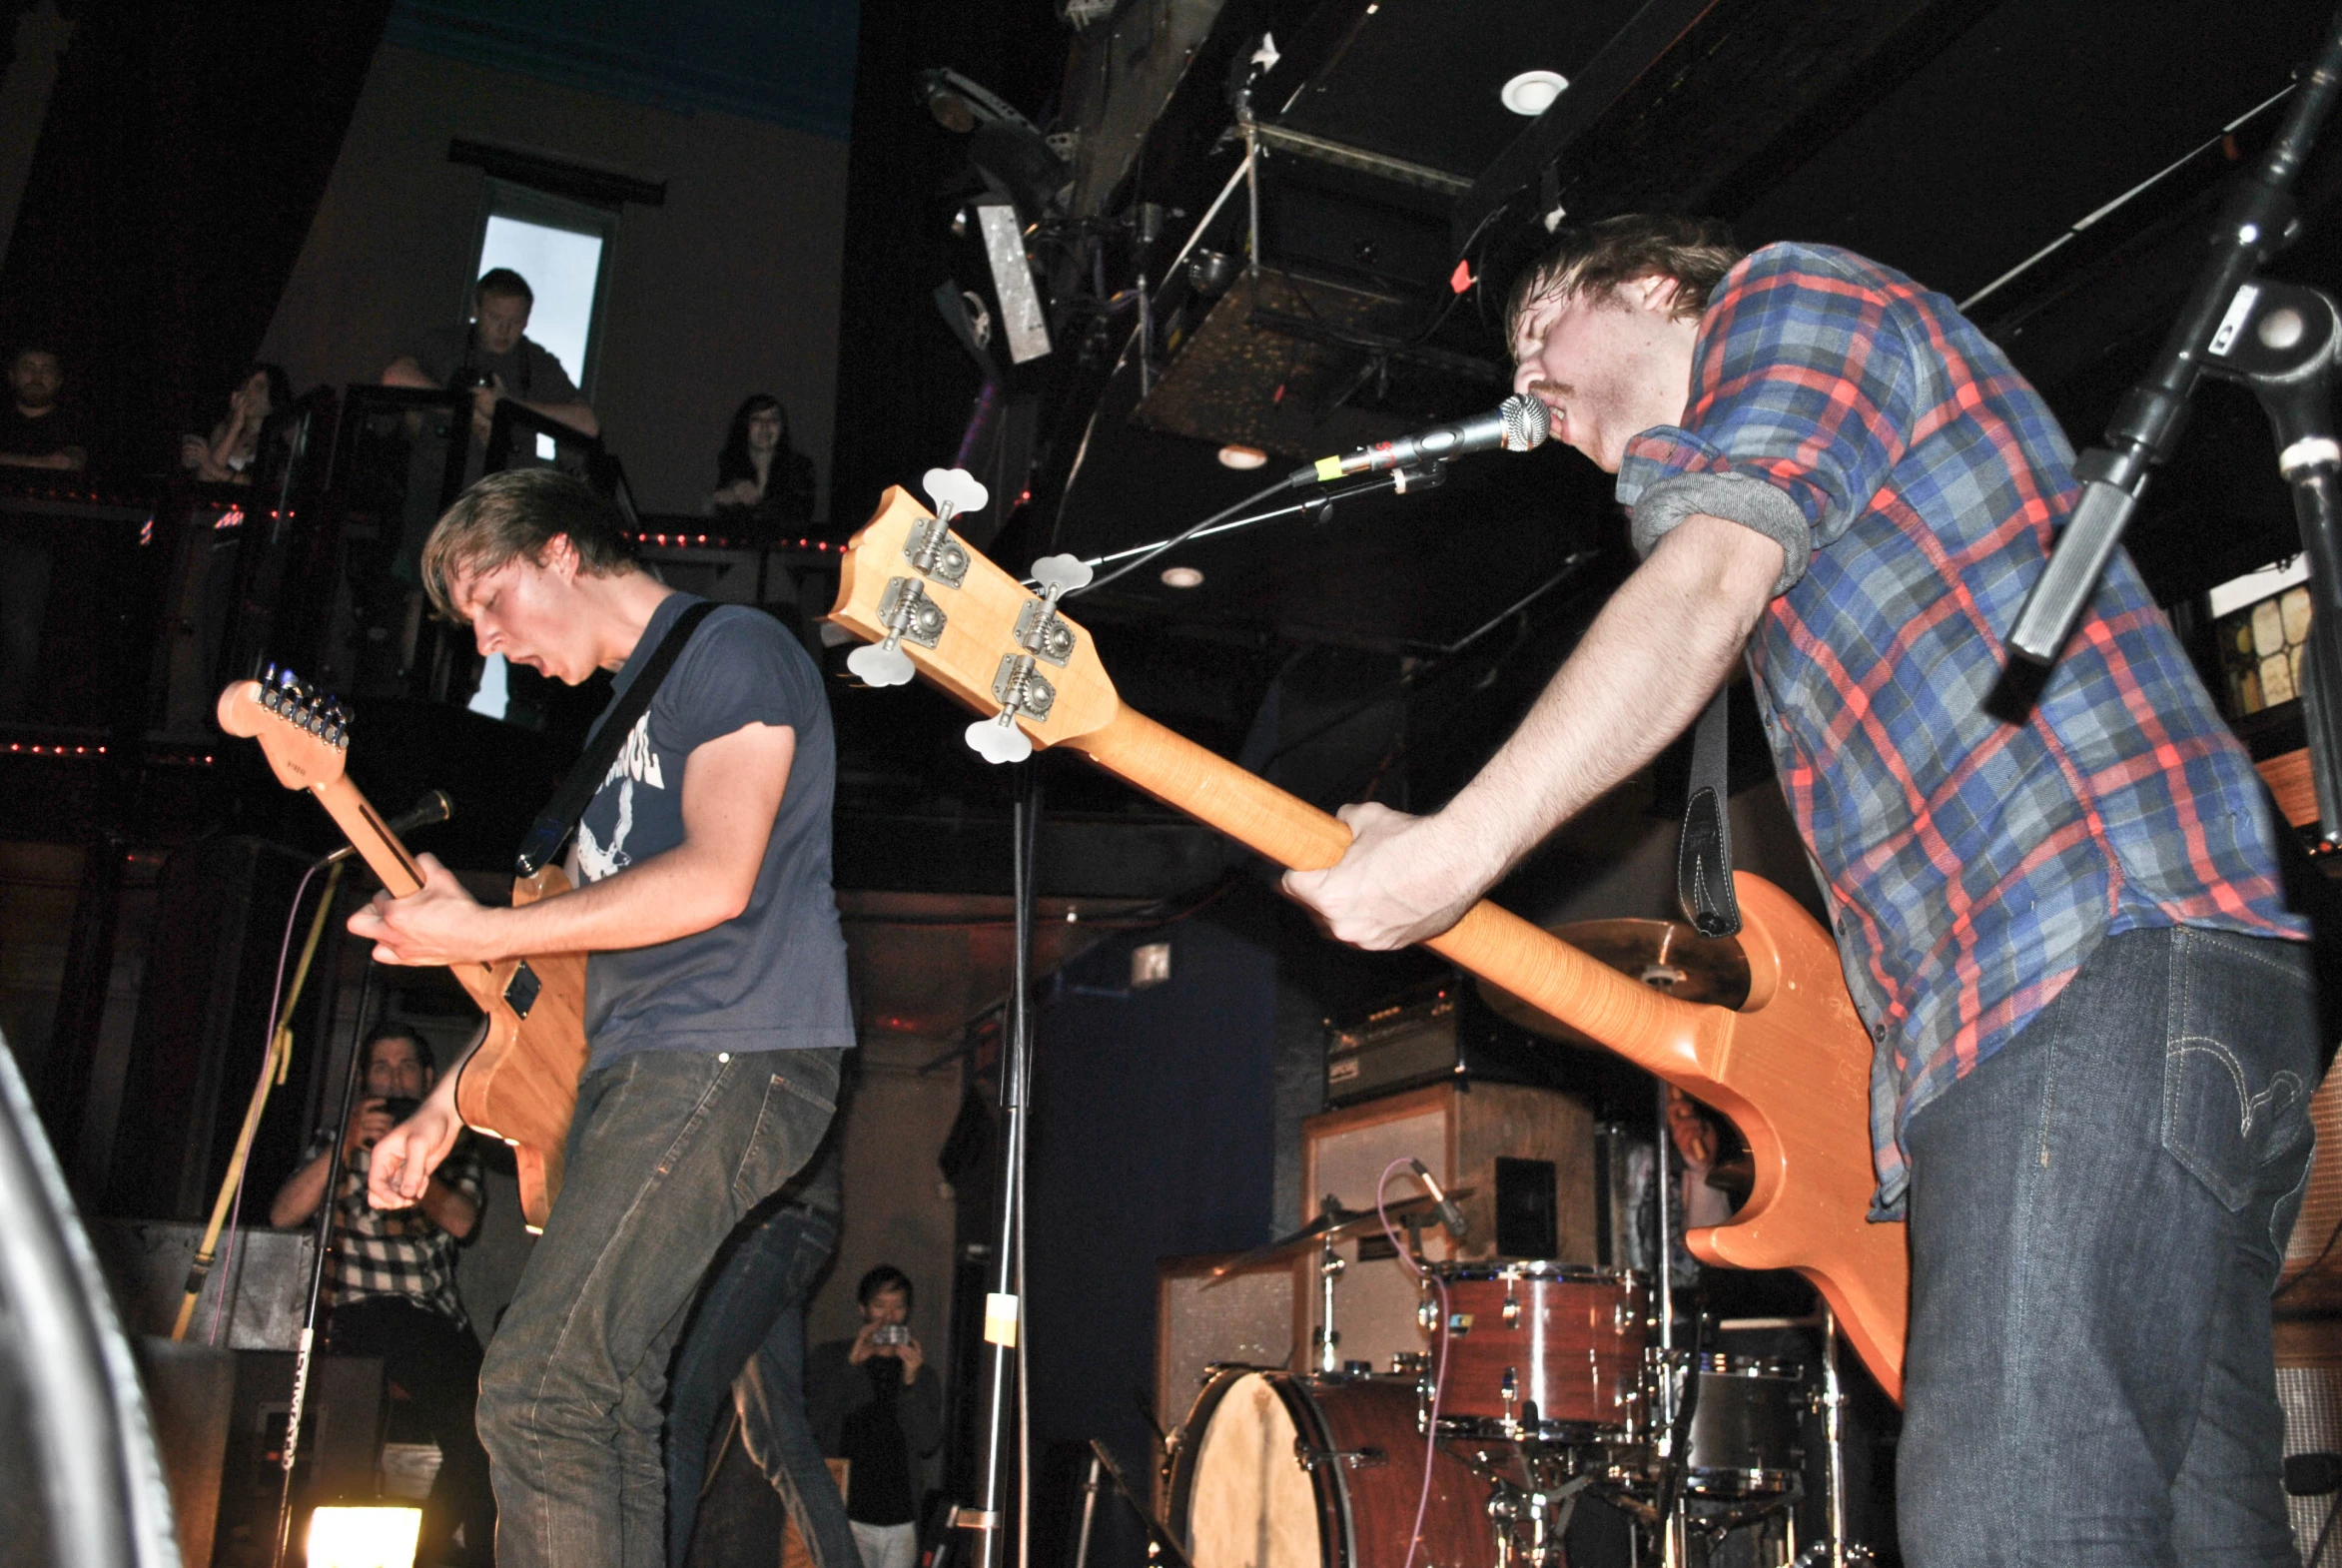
[349,852,500,966]
[1282,800,1492,951]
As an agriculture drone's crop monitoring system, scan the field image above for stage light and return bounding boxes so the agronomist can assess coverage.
[1501,70,1569,117]
[917,69,1037,136]
[307,1505,421,1568]
[1161,565,1204,589]
[1216,444,1266,470]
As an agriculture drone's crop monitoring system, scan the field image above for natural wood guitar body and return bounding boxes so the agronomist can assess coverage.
[217,676,588,1230]
[829,485,1909,1399]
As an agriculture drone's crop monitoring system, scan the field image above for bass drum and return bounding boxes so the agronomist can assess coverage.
[1166,1368,1497,1568]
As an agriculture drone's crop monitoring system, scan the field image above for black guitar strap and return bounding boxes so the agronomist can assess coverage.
[1676,683,1743,938]
[513,599,719,876]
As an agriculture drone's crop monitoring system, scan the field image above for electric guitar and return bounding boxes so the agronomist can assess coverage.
[828,481,1910,1400]
[217,671,586,1231]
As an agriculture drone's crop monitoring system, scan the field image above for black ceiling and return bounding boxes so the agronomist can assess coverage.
[825,0,2342,882]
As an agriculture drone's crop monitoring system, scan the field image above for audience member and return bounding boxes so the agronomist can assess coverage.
[666,1134,854,1568]
[807,1266,941,1568]
[272,1025,494,1568]
[0,346,87,471]
[180,363,294,483]
[384,269,597,448]
[709,394,815,535]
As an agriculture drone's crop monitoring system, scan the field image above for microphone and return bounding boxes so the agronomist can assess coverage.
[325,789,452,866]
[1409,1158,1469,1240]
[1291,392,1549,483]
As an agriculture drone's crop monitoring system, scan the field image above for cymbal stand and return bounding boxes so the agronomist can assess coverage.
[1314,1201,1347,1375]
[1651,1077,1687,1567]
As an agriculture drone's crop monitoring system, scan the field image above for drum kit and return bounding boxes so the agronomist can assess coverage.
[1161,921,1873,1568]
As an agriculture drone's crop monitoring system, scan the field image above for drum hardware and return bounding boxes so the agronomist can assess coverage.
[1085,1437,1198,1568]
[1294,1438,1388,1471]
[1205,1187,1478,1279]
[1315,1228,1348,1374]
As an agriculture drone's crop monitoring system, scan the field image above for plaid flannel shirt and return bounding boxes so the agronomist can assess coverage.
[306,1127,484,1331]
[1615,242,2305,1216]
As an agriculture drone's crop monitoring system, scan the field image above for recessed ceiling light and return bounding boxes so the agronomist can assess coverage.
[1500,70,1569,117]
[1161,565,1205,589]
[1217,443,1267,470]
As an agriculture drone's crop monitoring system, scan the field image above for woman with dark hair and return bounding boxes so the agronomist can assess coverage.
[180,362,294,483]
[710,393,816,534]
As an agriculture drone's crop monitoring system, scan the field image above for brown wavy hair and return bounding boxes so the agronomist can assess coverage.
[1504,214,1745,355]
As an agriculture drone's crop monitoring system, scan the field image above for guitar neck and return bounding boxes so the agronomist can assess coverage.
[308,776,428,897]
[1068,707,1715,1080]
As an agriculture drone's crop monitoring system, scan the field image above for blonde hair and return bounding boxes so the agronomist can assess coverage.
[419,468,638,622]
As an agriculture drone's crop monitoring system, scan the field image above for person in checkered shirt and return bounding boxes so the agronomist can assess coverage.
[1287,214,2318,1565]
[274,1024,493,1566]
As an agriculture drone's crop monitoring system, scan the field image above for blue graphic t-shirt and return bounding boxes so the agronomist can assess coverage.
[574,592,854,1069]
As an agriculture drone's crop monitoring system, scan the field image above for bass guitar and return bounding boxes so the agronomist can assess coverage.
[217,670,586,1230]
[827,483,1909,1399]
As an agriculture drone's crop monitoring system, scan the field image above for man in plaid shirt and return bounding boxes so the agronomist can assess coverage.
[1287,214,2317,1564]
[275,1024,493,1566]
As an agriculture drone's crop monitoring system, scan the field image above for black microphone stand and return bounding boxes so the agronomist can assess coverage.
[270,958,379,1568]
[2003,13,2342,827]
[952,766,1042,1568]
[1063,461,1449,596]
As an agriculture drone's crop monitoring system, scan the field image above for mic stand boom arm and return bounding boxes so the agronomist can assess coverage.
[2006,8,2342,671]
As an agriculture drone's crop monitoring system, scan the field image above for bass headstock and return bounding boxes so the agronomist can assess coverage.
[829,472,1122,762]
[216,665,352,790]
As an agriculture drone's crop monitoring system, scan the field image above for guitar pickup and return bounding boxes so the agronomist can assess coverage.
[878,578,947,648]
[902,517,970,588]
[1014,599,1077,666]
[504,961,542,1020]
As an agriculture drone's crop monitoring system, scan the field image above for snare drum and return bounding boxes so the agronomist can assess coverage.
[1679,1354,1806,1497]
[1425,1262,1649,1440]
[1165,1368,1497,1568]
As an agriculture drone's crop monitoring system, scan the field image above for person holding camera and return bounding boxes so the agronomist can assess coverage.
[272,1025,493,1568]
[384,268,598,449]
[806,1266,941,1568]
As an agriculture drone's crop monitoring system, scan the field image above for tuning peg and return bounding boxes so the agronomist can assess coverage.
[965,714,1033,765]
[1030,554,1094,595]
[922,467,989,525]
[847,642,916,687]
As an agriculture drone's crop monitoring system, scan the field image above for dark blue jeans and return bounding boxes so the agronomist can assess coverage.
[477,1047,841,1568]
[665,1201,857,1568]
[1900,926,2318,1566]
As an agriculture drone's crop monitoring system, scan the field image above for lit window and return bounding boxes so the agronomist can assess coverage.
[471,181,614,396]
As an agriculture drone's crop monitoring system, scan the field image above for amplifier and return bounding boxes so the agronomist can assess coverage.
[1324,976,1555,1107]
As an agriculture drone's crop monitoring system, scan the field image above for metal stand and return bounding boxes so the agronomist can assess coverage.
[1313,1206,1348,1374]
[270,960,378,1568]
[953,768,1042,1568]
[2004,11,2342,749]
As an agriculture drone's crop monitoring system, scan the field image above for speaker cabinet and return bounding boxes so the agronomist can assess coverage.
[1154,1249,1309,1443]
[1298,1082,1595,1378]
[2276,1318,2342,1566]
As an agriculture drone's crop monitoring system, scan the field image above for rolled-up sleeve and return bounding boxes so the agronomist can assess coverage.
[1614,246,1919,594]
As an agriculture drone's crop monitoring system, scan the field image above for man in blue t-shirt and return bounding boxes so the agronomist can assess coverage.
[353,467,854,1568]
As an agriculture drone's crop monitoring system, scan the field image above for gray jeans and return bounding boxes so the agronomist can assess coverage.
[477,1047,842,1568]
[1900,926,2317,1566]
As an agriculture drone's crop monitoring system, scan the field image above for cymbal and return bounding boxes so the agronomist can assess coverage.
[1479,917,1751,1044]
[1204,1187,1477,1282]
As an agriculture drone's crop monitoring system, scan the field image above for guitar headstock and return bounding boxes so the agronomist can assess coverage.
[216,665,352,790]
[828,479,1122,762]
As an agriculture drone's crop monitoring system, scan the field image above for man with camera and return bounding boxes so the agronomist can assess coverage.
[273,1024,494,1568]
[806,1266,942,1568]
[384,268,598,449]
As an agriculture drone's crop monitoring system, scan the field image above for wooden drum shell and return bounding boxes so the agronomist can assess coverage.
[1428,1263,1648,1437]
[1166,1368,1496,1568]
